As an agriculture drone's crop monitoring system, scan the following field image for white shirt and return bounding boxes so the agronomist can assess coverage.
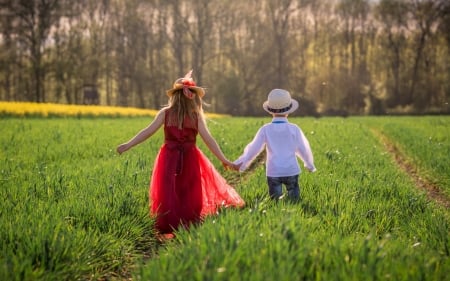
[234,117,316,177]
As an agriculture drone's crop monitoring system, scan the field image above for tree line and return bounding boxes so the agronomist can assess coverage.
[0,0,449,116]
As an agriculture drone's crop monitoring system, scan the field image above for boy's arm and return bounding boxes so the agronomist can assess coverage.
[295,128,316,172]
[234,127,265,172]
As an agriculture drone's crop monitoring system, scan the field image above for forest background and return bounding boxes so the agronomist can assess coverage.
[0,0,449,116]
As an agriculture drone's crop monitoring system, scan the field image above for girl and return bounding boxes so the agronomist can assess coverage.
[117,70,244,236]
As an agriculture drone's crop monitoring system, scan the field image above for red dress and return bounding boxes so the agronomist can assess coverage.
[149,110,245,234]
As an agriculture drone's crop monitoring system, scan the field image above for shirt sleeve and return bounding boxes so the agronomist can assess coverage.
[295,127,316,172]
[234,127,266,172]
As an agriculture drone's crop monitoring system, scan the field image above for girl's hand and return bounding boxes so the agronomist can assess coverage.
[222,160,240,171]
[116,143,129,154]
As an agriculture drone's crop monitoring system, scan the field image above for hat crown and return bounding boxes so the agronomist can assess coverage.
[267,89,292,109]
[263,88,298,114]
[172,78,183,88]
[166,70,205,98]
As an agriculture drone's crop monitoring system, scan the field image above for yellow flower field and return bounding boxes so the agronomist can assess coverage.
[0,101,225,118]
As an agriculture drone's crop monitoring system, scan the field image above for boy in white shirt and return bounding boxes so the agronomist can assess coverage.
[234,89,316,201]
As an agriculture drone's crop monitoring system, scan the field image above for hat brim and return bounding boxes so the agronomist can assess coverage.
[263,99,299,115]
[166,86,205,98]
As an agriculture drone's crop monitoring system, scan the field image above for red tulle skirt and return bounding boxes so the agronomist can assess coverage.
[149,143,244,234]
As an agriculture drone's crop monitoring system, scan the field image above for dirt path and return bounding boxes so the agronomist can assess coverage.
[371,129,450,209]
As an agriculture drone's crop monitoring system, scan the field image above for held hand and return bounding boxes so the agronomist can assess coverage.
[234,162,243,171]
[222,160,240,171]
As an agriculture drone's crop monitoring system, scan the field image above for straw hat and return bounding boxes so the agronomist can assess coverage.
[263,89,298,114]
[166,70,205,98]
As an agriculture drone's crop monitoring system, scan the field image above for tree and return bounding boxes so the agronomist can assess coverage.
[375,0,410,108]
[1,0,449,115]
[336,0,371,114]
[1,0,72,102]
[409,0,445,111]
[266,0,295,87]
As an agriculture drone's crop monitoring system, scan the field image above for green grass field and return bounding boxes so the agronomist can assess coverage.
[1,116,449,280]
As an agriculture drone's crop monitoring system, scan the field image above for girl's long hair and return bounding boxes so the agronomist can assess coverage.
[166,90,205,129]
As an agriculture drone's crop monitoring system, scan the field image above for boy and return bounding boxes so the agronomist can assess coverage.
[234,89,316,201]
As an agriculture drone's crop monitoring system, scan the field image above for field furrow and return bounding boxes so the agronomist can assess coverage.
[371,128,450,209]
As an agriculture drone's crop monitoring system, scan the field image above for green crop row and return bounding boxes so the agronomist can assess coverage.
[362,116,449,197]
[0,116,449,281]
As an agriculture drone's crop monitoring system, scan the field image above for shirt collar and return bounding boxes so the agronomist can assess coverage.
[271,116,288,123]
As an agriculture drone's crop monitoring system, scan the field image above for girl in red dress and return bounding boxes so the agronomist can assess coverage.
[117,70,245,235]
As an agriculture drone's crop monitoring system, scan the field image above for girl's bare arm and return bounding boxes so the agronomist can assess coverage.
[116,109,165,154]
[198,117,237,170]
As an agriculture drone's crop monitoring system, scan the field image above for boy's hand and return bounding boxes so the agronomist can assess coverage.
[232,160,244,172]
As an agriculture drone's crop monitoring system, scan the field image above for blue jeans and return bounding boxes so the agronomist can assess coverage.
[267,175,300,201]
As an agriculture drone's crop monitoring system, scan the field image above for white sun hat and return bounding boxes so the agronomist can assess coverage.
[262,89,299,115]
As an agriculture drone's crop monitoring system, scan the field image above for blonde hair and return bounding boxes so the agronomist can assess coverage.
[166,90,205,129]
